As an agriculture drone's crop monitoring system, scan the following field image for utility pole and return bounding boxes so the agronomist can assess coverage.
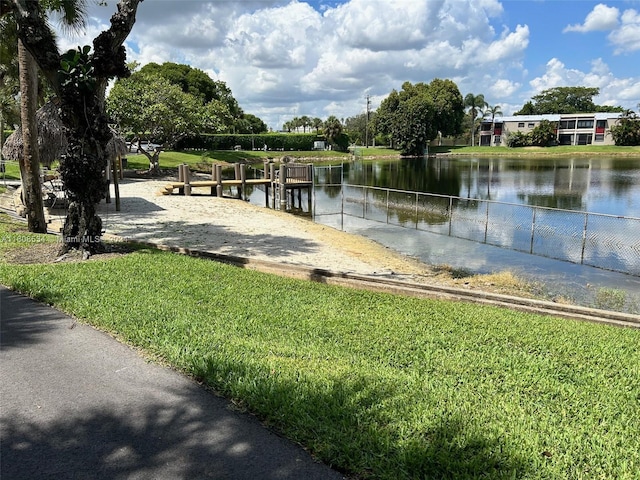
[365,94,371,148]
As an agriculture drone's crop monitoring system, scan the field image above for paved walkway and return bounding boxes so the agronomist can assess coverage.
[0,286,345,479]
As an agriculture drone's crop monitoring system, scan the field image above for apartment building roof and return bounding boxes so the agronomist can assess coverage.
[485,112,624,123]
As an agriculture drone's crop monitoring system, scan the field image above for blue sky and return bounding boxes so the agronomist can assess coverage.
[56,0,640,130]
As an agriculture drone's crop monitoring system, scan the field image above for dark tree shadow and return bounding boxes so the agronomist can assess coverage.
[1,390,343,480]
[0,287,66,350]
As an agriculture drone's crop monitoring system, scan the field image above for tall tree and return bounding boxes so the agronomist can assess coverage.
[464,93,487,146]
[107,72,230,173]
[8,1,88,233]
[5,0,143,253]
[483,104,503,122]
[609,110,640,146]
[17,38,47,232]
[0,15,20,174]
[514,87,623,115]
[376,80,464,155]
[323,115,347,150]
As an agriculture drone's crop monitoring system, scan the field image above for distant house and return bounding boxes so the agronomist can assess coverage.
[479,112,623,146]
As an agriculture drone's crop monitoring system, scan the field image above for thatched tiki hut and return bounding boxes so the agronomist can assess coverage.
[2,101,65,168]
[2,100,128,206]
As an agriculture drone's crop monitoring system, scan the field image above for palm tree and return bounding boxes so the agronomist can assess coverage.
[323,115,342,148]
[3,0,88,233]
[9,0,141,253]
[312,117,323,133]
[464,93,487,146]
[16,37,48,232]
[483,104,503,123]
[0,16,19,174]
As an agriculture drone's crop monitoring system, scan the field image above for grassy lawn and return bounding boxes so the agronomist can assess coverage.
[1,214,638,479]
[1,160,21,180]
[125,149,352,171]
[430,145,640,156]
[121,145,640,171]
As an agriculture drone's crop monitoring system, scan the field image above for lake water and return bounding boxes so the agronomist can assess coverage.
[249,156,640,312]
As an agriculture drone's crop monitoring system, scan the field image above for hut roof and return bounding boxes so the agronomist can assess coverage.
[2,101,66,166]
[2,101,127,165]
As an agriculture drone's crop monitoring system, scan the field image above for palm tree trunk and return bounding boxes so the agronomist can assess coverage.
[17,39,46,233]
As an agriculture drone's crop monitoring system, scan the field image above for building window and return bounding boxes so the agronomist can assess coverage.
[577,133,593,145]
[518,122,525,128]
[559,120,576,129]
[577,119,594,128]
[494,135,501,145]
[595,134,605,142]
[481,123,492,131]
[528,123,535,128]
[559,134,573,145]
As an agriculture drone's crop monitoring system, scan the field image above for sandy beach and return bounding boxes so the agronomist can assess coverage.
[91,177,440,283]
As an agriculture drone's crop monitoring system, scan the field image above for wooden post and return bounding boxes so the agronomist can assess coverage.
[308,163,313,214]
[184,164,191,196]
[240,163,246,200]
[234,163,241,198]
[112,156,121,212]
[177,164,185,195]
[264,160,269,179]
[211,164,217,195]
[216,164,223,197]
[105,158,112,204]
[279,164,286,209]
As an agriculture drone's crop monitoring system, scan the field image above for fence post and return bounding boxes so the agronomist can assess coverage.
[448,196,453,236]
[484,201,490,243]
[386,189,390,224]
[340,184,344,231]
[363,186,367,219]
[581,213,589,264]
[415,192,419,229]
[530,207,537,254]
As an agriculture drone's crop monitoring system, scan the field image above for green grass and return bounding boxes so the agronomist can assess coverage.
[125,149,351,171]
[1,215,638,479]
[1,160,21,180]
[430,145,640,156]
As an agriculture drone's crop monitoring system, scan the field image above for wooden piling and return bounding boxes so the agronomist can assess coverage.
[279,164,286,208]
[240,163,246,200]
[183,164,192,196]
[216,164,223,197]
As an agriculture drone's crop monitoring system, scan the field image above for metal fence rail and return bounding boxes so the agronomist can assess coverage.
[314,182,640,276]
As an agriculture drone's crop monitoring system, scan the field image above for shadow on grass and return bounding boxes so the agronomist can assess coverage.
[193,357,534,480]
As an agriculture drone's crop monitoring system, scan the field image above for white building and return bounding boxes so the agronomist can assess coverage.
[479,112,623,147]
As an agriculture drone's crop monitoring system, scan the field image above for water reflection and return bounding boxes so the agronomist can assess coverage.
[338,156,640,217]
[248,156,640,312]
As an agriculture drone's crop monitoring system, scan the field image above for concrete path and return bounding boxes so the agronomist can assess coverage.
[0,286,345,480]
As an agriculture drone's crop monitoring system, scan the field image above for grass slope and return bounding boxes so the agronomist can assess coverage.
[0,217,638,479]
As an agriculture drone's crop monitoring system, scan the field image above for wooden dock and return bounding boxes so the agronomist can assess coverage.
[159,161,314,210]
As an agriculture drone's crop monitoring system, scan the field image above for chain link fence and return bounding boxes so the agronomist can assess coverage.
[314,182,640,276]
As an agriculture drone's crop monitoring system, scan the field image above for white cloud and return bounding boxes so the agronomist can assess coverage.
[527,57,640,111]
[609,9,640,54]
[50,0,639,130]
[563,3,619,33]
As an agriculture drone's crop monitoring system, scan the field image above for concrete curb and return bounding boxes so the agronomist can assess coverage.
[117,237,640,329]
